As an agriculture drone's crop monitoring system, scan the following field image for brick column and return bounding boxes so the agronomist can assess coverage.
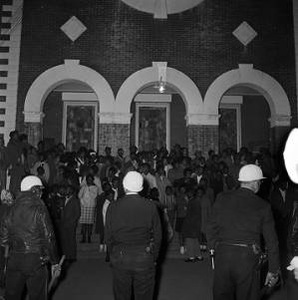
[24,122,42,147]
[98,112,132,156]
[188,125,219,158]
[98,123,130,155]
[186,113,220,157]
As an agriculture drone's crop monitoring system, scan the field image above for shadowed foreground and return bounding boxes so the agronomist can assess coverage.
[52,256,286,300]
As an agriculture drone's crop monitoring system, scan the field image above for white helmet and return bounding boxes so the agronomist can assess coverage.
[20,176,43,191]
[238,164,266,182]
[283,128,298,184]
[123,171,143,192]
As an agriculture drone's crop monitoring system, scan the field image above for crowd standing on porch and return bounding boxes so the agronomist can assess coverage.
[0,129,298,298]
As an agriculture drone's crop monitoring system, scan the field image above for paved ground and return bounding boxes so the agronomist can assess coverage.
[52,255,286,300]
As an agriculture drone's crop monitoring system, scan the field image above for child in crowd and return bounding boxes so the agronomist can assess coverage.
[78,174,98,243]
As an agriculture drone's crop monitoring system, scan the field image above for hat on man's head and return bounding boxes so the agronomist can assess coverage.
[238,164,266,182]
[123,171,143,192]
[21,176,43,192]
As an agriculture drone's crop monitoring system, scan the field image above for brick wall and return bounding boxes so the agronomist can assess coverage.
[98,124,130,155]
[188,125,219,158]
[15,0,297,131]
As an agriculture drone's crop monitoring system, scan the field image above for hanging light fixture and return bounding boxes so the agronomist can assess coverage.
[153,61,167,93]
[158,76,166,93]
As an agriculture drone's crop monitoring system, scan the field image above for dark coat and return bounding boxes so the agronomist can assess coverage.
[60,194,81,260]
[182,197,202,238]
[61,195,81,228]
[95,192,106,235]
[0,191,59,264]
[105,193,162,262]
[207,187,280,273]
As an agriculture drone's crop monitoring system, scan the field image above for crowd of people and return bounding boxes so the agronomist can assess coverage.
[0,130,294,257]
[0,129,298,299]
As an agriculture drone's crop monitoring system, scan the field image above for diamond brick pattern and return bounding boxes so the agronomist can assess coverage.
[60,16,87,42]
[233,21,257,46]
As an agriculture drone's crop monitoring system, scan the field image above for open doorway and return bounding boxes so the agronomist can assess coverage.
[219,85,270,154]
[43,82,99,151]
[130,84,187,151]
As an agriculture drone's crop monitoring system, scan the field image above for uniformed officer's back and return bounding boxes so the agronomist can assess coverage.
[207,164,280,300]
[107,193,159,247]
[214,187,275,246]
[105,171,162,300]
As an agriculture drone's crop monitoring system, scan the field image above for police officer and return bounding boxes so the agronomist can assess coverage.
[0,175,60,300]
[207,164,280,300]
[105,171,162,300]
[283,128,298,299]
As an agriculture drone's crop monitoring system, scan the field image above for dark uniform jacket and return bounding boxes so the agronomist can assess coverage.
[105,193,162,263]
[0,191,59,264]
[207,187,280,273]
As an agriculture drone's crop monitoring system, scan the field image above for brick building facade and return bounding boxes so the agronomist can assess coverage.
[0,0,297,157]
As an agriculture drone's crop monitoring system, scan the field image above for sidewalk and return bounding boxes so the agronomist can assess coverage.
[52,256,286,300]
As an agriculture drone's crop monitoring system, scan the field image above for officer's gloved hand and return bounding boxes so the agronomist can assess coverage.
[51,264,61,278]
[265,272,279,287]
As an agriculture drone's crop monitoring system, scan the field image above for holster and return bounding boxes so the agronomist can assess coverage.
[252,243,268,270]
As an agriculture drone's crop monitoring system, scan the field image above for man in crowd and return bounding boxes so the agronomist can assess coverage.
[0,175,61,300]
[105,171,162,300]
[207,164,280,300]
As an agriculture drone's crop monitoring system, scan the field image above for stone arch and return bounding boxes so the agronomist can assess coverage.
[204,64,291,126]
[24,59,115,122]
[115,63,203,125]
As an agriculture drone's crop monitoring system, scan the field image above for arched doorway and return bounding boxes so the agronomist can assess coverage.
[129,84,187,151]
[115,62,203,155]
[43,81,99,152]
[204,64,292,154]
[218,86,271,153]
[23,60,115,149]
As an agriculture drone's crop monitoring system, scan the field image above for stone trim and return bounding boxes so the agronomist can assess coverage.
[204,64,291,121]
[268,114,292,128]
[186,113,220,126]
[24,59,115,122]
[98,112,132,124]
[116,63,203,116]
